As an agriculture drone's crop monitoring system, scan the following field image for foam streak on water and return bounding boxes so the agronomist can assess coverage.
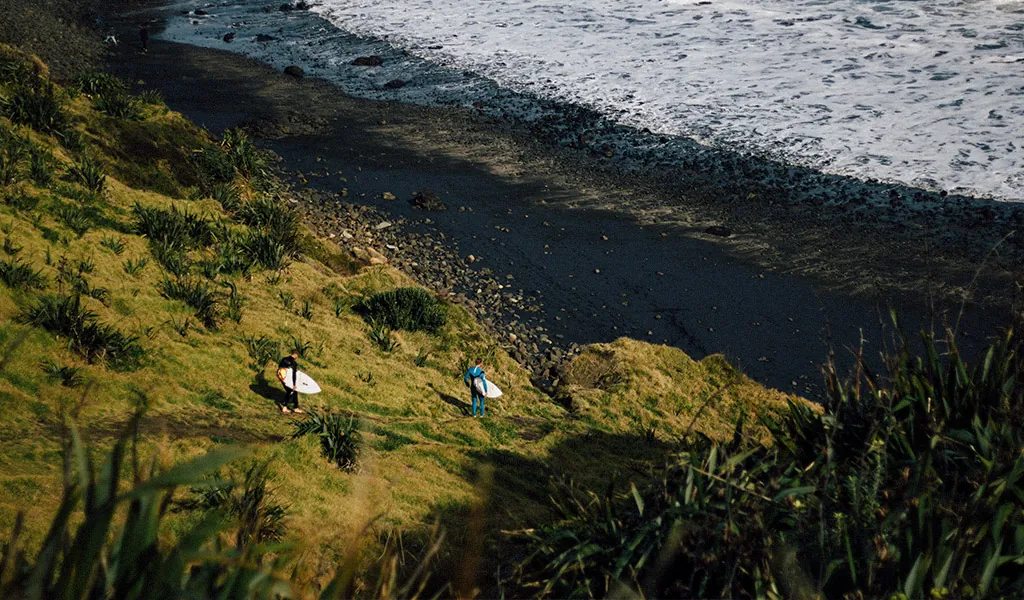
[308,0,1024,201]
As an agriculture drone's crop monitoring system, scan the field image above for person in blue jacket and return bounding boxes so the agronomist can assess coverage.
[464,358,488,417]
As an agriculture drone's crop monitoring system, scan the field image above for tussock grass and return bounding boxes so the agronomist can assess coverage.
[360,287,447,333]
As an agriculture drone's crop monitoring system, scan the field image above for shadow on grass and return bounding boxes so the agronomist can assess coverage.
[396,430,677,597]
[429,383,470,416]
[249,374,285,408]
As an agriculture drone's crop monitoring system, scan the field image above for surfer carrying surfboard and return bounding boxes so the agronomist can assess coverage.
[276,351,306,414]
[464,358,488,417]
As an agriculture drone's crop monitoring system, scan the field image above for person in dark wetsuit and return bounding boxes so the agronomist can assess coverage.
[276,352,305,414]
[139,24,149,53]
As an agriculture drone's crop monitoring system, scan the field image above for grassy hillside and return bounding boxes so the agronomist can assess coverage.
[0,45,817,595]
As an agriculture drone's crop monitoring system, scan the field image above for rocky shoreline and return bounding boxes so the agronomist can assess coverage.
[291,181,579,387]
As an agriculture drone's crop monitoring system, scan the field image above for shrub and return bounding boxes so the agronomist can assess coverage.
[137,88,164,106]
[2,190,39,211]
[242,334,278,374]
[2,236,21,255]
[94,91,142,120]
[0,132,30,186]
[221,128,268,179]
[298,299,313,321]
[292,410,361,471]
[19,294,144,370]
[0,83,68,134]
[202,227,252,278]
[360,287,447,333]
[74,72,127,97]
[241,230,290,271]
[189,461,288,548]
[53,203,91,237]
[133,203,212,248]
[68,155,106,193]
[518,324,1024,599]
[190,144,235,188]
[222,281,245,323]
[368,321,400,353]
[122,255,148,276]
[210,182,241,213]
[149,237,191,276]
[0,256,47,290]
[41,360,84,387]
[99,235,127,255]
[28,147,54,185]
[159,276,222,329]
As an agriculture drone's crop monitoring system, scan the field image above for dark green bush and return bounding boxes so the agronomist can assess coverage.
[518,323,1024,599]
[190,144,235,188]
[360,287,447,333]
[236,196,301,263]
[137,88,165,106]
[241,229,290,271]
[41,360,84,387]
[159,276,222,329]
[210,182,241,213]
[74,72,127,97]
[53,203,91,237]
[28,146,54,185]
[122,255,148,276]
[221,128,268,180]
[0,84,68,134]
[20,294,144,370]
[133,203,212,248]
[0,131,31,186]
[189,461,288,548]
[68,154,106,193]
[368,321,400,352]
[292,410,361,471]
[0,255,47,290]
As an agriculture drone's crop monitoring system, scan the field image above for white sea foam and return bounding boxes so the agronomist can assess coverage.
[306,0,1024,201]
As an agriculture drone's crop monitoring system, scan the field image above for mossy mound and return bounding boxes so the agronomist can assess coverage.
[557,337,814,443]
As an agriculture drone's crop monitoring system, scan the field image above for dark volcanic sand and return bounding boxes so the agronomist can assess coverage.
[108,40,1010,397]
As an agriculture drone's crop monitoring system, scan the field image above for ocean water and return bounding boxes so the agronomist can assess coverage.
[158,0,1024,202]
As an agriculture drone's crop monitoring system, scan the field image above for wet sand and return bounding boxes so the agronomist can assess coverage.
[108,39,1013,396]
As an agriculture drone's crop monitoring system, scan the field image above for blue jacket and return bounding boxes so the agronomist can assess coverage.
[464,366,487,393]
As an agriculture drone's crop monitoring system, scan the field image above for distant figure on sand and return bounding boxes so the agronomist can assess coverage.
[464,358,488,417]
[139,24,149,53]
[276,351,306,414]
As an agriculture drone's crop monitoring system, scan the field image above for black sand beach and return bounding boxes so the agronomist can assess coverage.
[104,35,1014,396]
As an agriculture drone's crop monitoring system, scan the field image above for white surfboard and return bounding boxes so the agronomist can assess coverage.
[278,368,322,394]
[474,379,503,399]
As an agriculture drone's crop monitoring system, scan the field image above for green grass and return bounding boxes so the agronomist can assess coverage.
[0,45,844,598]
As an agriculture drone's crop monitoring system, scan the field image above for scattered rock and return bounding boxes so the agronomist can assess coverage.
[409,189,446,211]
[704,225,732,237]
[194,9,208,16]
[279,3,293,11]
[381,191,396,201]
[383,79,406,90]
[352,55,383,67]
[222,32,235,43]
[374,221,392,230]
[283,65,304,79]
[256,34,277,42]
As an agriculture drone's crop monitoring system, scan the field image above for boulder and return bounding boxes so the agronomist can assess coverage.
[280,3,294,11]
[383,79,406,89]
[704,225,732,237]
[223,32,235,43]
[194,9,208,16]
[352,55,383,67]
[283,65,304,79]
[256,34,277,42]
[409,189,446,211]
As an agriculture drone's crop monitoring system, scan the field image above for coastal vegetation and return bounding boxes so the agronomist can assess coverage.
[0,43,1021,599]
